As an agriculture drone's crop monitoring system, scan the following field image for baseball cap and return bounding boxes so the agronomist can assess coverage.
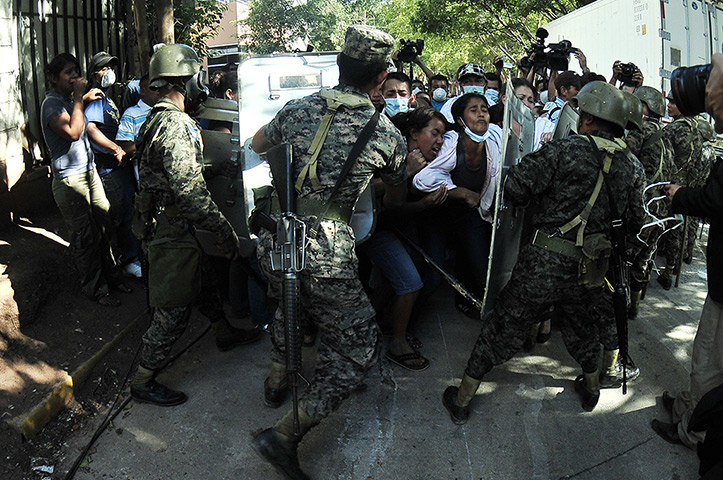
[88,51,119,74]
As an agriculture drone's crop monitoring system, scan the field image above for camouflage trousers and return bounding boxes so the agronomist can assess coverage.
[630,223,666,291]
[258,247,379,424]
[659,216,700,268]
[466,244,603,379]
[140,253,226,370]
[596,282,621,351]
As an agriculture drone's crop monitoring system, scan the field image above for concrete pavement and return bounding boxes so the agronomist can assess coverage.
[61,253,707,480]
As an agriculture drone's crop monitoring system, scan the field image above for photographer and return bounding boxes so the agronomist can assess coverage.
[544,70,581,124]
[610,60,644,92]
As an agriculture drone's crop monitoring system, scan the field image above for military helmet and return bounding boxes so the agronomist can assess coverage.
[570,81,629,130]
[149,44,202,84]
[698,117,716,141]
[622,91,644,131]
[634,86,666,117]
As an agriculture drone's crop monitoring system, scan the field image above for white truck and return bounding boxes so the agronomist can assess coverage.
[543,0,723,96]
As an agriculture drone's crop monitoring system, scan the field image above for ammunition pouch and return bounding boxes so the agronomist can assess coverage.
[532,230,610,288]
[578,233,612,288]
[147,221,202,307]
[132,191,157,241]
[270,196,353,224]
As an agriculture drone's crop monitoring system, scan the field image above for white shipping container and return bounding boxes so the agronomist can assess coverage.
[543,0,722,97]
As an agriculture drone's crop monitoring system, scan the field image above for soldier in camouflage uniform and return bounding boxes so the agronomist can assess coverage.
[658,93,705,289]
[442,82,647,424]
[250,26,407,480]
[624,86,677,314]
[129,44,260,407]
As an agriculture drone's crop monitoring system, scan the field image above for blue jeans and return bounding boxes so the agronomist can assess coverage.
[363,229,422,295]
[98,163,140,266]
[418,206,492,302]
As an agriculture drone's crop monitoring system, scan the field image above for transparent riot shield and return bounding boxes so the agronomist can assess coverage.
[553,102,579,140]
[482,83,536,315]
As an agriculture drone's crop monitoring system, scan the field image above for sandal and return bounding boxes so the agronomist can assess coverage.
[406,334,423,350]
[385,350,430,371]
[114,282,133,294]
[97,293,120,307]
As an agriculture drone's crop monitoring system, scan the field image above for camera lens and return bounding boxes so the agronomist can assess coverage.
[670,64,712,116]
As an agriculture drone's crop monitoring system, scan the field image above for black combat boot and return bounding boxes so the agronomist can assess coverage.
[657,266,675,290]
[264,378,289,408]
[212,320,262,351]
[131,380,188,406]
[251,428,310,480]
[574,370,600,411]
[628,290,642,318]
[442,374,481,425]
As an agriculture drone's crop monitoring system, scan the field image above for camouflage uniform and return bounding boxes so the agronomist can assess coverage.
[625,119,677,289]
[465,131,647,378]
[660,117,705,266]
[256,85,407,423]
[136,98,237,369]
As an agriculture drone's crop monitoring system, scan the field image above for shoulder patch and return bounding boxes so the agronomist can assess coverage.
[186,122,199,142]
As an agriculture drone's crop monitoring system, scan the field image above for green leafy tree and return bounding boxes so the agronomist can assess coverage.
[174,0,228,58]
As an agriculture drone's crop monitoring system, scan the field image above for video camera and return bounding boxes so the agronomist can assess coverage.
[522,28,577,72]
[398,38,424,63]
[670,63,712,116]
[618,62,638,85]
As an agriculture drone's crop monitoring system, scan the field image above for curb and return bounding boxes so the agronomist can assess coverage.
[8,311,146,439]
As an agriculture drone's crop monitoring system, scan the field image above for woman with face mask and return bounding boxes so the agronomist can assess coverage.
[361,107,450,371]
[412,93,500,319]
[40,53,126,306]
[85,51,143,280]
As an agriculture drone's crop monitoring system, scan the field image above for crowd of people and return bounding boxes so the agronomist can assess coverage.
[37,24,723,479]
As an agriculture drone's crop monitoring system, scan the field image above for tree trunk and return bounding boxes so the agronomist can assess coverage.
[133,0,151,75]
[156,0,175,45]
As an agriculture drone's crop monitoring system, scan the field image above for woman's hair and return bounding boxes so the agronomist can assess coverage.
[451,92,488,131]
[511,77,535,98]
[391,107,449,139]
[45,53,80,86]
[209,65,238,99]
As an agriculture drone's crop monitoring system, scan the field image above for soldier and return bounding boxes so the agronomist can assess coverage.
[658,92,705,289]
[130,44,260,406]
[625,86,677,314]
[442,81,647,424]
[249,26,407,479]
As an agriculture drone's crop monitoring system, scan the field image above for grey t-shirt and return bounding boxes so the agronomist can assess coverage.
[40,91,94,179]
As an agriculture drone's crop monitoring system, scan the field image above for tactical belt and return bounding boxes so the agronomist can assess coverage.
[532,230,583,259]
[270,196,353,224]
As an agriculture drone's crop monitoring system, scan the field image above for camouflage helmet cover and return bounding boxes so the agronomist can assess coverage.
[634,86,666,117]
[570,81,630,130]
[342,25,395,66]
[149,44,201,84]
[622,90,644,131]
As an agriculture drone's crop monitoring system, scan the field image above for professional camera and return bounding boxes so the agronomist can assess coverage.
[545,40,576,71]
[398,38,424,63]
[523,28,576,71]
[670,63,712,116]
[618,62,638,85]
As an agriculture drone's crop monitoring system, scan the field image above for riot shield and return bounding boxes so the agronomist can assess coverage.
[553,102,579,140]
[482,83,536,315]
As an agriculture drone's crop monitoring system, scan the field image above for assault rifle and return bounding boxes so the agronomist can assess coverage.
[265,143,308,435]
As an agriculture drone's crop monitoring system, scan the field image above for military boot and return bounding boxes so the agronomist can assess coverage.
[628,289,642,318]
[443,374,482,425]
[211,319,262,351]
[130,366,187,407]
[575,369,600,411]
[252,408,314,480]
[599,350,641,388]
[657,265,675,291]
[264,361,289,408]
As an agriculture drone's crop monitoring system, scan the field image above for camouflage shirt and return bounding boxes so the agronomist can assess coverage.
[625,119,677,183]
[663,116,704,187]
[506,131,647,242]
[137,98,234,243]
[260,83,408,278]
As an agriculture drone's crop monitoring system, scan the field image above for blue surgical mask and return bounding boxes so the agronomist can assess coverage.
[485,88,499,105]
[461,119,491,143]
[462,85,485,95]
[384,97,409,117]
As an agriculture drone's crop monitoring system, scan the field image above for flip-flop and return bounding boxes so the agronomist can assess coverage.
[385,350,430,371]
[97,293,120,307]
[406,334,423,350]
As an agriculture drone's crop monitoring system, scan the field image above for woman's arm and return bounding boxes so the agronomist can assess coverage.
[48,78,88,142]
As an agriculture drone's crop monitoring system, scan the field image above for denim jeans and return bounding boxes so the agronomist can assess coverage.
[362,229,423,295]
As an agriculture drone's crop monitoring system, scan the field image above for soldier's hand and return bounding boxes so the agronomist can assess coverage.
[664,183,681,204]
[706,53,723,133]
[406,149,427,176]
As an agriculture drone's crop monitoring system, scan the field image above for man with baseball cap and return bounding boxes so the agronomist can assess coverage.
[249,25,408,479]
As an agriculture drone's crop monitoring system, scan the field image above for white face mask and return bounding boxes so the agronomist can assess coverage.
[462,85,485,95]
[485,88,499,105]
[100,69,116,88]
[432,87,447,102]
[384,97,410,117]
[460,119,491,143]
